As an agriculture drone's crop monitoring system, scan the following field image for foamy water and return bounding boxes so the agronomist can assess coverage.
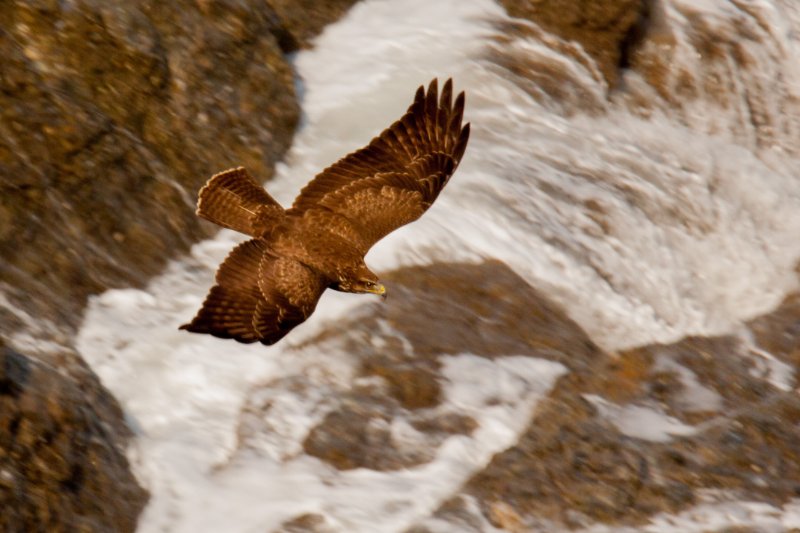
[77,0,800,531]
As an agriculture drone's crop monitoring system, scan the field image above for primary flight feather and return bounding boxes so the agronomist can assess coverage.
[181,78,470,345]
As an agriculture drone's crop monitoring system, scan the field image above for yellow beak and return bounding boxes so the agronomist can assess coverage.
[371,283,387,300]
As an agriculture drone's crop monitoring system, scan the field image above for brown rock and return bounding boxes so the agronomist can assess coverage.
[246,258,800,528]
[376,261,601,363]
[622,1,800,152]
[278,512,337,533]
[445,327,800,529]
[361,357,442,410]
[409,412,478,437]
[302,390,437,471]
[748,292,800,365]
[0,1,360,530]
[499,0,653,88]
[0,339,147,532]
[296,260,599,472]
[0,0,300,330]
[301,388,479,472]
[268,0,360,50]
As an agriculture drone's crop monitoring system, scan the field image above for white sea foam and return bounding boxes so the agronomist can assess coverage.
[583,394,699,443]
[76,0,800,530]
[653,356,724,413]
[583,497,800,533]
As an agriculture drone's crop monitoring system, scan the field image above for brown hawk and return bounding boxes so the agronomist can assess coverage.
[180,79,470,345]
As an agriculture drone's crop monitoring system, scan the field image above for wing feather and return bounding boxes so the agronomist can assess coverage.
[320,183,425,247]
[180,239,326,345]
[289,78,470,249]
[422,79,438,145]
[181,79,471,346]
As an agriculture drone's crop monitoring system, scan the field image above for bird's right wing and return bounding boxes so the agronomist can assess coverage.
[289,78,470,251]
[180,239,326,345]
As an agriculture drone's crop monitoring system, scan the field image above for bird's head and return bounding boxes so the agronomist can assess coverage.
[338,264,386,299]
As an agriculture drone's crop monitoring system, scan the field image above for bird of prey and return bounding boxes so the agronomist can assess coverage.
[180,79,470,345]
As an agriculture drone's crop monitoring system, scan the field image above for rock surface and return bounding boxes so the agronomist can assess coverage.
[0,0,356,332]
[0,339,147,532]
[418,282,800,531]
[267,0,361,50]
[253,259,800,531]
[0,1,357,530]
[622,0,800,151]
[0,0,297,330]
[284,261,600,472]
[499,0,653,88]
[496,0,800,159]
[4,0,799,530]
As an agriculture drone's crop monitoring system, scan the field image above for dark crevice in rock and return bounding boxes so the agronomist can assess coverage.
[0,346,30,397]
[617,0,656,71]
[499,0,654,89]
[62,464,84,494]
[270,26,302,55]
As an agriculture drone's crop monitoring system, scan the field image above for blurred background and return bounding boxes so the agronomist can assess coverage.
[2,0,800,531]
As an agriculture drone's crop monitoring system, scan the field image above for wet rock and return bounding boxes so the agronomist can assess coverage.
[278,512,337,533]
[239,257,800,528]
[297,260,599,471]
[0,339,147,532]
[494,0,800,155]
[622,1,800,152]
[375,261,601,363]
[443,326,800,529]
[268,0,360,50]
[0,0,302,330]
[303,388,437,471]
[487,20,609,114]
[301,387,480,472]
[407,496,496,533]
[0,1,360,530]
[361,356,442,410]
[458,354,688,527]
[748,292,800,366]
[499,0,652,88]
[409,412,478,438]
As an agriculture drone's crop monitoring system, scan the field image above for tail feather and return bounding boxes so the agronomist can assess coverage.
[196,167,285,236]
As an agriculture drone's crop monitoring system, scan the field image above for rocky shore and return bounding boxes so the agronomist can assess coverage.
[1,1,355,529]
[3,0,799,531]
[261,261,800,532]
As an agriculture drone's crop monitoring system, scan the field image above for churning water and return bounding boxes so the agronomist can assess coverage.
[77,0,800,531]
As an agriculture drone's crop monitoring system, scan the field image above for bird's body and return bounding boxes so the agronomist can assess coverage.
[181,79,470,345]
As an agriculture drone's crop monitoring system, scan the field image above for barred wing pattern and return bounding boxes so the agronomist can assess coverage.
[195,167,285,237]
[181,79,470,345]
[180,239,326,345]
[290,78,470,251]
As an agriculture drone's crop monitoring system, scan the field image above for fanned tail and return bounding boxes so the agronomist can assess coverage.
[196,167,285,236]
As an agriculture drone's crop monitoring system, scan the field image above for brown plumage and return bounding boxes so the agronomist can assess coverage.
[180,78,470,345]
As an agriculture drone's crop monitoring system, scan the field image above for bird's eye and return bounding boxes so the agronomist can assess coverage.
[365,281,374,288]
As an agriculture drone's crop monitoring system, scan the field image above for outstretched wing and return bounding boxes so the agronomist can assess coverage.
[180,239,326,345]
[289,78,470,251]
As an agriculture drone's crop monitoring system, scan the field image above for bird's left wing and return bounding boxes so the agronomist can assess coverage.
[180,239,326,345]
[289,78,470,251]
